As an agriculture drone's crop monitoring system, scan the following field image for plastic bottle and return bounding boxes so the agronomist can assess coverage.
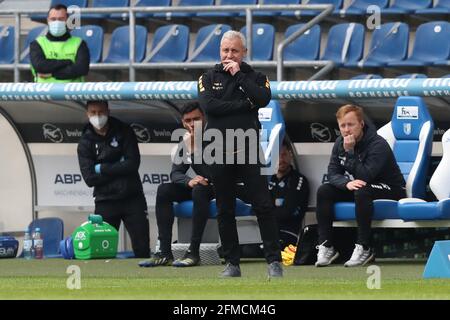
[33,227,44,259]
[23,228,33,260]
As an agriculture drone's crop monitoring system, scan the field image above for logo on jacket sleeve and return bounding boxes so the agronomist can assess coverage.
[110,137,119,148]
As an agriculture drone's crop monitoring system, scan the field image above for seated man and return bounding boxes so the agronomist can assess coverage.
[139,102,212,267]
[315,104,406,267]
[269,140,309,248]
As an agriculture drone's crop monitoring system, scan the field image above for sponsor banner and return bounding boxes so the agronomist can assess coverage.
[33,155,172,207]
[18,123,179,143]
[0,79,449,101]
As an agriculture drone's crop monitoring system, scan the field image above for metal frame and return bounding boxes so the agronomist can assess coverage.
[0,4,335,82]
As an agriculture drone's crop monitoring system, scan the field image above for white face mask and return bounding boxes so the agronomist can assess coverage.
[48,21,67,37]
[89,115,108,130]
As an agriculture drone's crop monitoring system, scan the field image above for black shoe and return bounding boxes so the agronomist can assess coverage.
[268,261,283,277]
[138,252,173,267]
[172,251,200,267]
[220,263,241,277]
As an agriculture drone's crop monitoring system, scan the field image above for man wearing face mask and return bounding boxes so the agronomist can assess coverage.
[30,4,90,83]
[77,100,150,258]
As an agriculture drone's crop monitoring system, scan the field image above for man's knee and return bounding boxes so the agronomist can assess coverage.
[317,183,337,201]
[191,185,211,202]
[156,183,173,201]
[354,186,373,202]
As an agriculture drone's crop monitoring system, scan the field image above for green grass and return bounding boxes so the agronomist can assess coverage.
[0,259,448,299]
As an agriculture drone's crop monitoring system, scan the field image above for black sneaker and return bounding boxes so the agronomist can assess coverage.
[268,261,283,277]
[172,251,200,267]
[138,252,173,267]
[220,263,241,277]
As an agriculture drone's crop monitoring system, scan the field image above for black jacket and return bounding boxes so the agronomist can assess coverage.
[30,32,90,80]
[269,167,309,234]
[327,122,405,190]
[198,62,271,133]
[77,117,143,202]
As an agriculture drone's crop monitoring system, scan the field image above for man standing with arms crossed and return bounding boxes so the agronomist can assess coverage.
[198,31,283,278]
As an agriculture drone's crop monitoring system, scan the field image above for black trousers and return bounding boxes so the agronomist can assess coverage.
[209,162,282,265]
[95,194,150,258]
[155,183,215,256]
[316,183,406,247]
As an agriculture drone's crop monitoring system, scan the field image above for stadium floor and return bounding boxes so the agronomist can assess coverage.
[0,259,448,300]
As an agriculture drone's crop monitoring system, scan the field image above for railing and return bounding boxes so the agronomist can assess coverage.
[0,4,334,82]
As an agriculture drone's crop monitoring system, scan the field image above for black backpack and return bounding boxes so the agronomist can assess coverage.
[293,224,319,265]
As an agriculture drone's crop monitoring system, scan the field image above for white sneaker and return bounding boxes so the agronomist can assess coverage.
[315,242,340,267]
[344,244,375,267]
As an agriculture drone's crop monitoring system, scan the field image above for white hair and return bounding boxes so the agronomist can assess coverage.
[221,30,246,48]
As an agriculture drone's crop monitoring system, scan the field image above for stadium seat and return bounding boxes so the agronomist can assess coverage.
[144,24,189,63]
[345,22,409,68]
[442,74,450,78]
[70,25,104,63]
[334,96,434,221]
[135,0,171,18]
[350,74,383,80]
[398,129,450,220]
[396,73,428,79]
[321,23,365,67]
[299,0,343,16]
[188,24,231,62]
[83,0,130,20]
[0,25,14,64]
[388,21,450,67]
[103,25,147,63]
[416,0,450,14]
[381,0,432,14]
[155,0,214,18]
[28,217,64,258]
[253,0,299,17]
[283,24,321,61]
[240,24,275,61]
[197,0,256,17]
[340,0,388,16]
[30,0,88,22]
[20,25,47,64]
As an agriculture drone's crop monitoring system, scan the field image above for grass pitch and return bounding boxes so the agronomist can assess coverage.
[0,259,448,300]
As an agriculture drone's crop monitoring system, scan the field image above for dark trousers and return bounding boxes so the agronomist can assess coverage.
[95,194,150,258]
[316,183,406,247]
[209,163,281,265]
[155,183,214,256]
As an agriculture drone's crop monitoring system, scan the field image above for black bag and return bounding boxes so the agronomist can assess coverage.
[293,224,319,265]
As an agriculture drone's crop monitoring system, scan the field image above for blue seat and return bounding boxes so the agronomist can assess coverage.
[388,21,450,67]
[334,96,434,221]
[416,0,450,14]
[381,0,432,14]
[253,0,299,17]
[198,0,257,17]
[398,129,450,220]
[350,74,383,80]
[189,24,231,62]
[144,24,189,63]
[396,73,427,79]
[299,0,343,16]
[0,26,14,64]
[346,22,409,68]
[321,23,365,67]
[103,25,147,63]
[283,24,321,61]
[341,0,388,16]
[20,26,47,64]
[240,24,275,61]
[155,0,214,18]
[84,0,130,20]
[135,0,171,18]
[71,25,104,63]
[28,217,64,258]
[30,0,88,21]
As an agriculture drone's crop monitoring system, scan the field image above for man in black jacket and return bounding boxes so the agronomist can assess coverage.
[30,4,90,82]
[77,100,150,258]
[139,102,213,268]
[198,30,283,278]
[269,140,309,248]
[315,104,406,267]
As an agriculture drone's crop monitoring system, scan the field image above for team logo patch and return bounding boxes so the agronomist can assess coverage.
[403,123,412,135]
